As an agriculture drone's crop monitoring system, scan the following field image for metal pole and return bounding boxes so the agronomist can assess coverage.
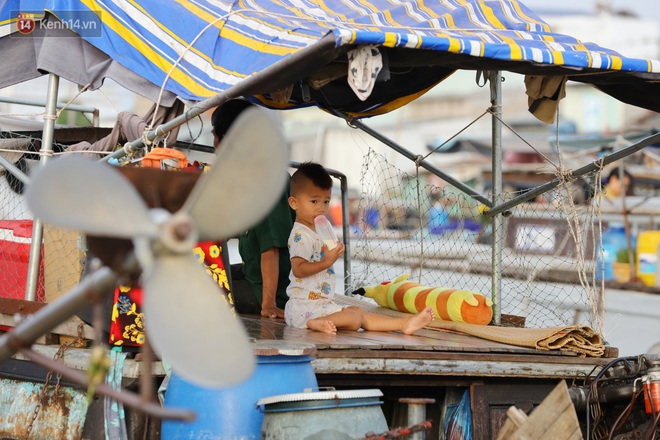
[0,95,99,126]
[322,170,352,295]
[0,266,118,361]
[618,162,635,280]
[102,34,338,162]
[25,73,59,301]
[328,109,493,208]
[485,131,660,217]
[0,155,30,185]
[339,174,351,295]
[490,71,503,326]
[399,397,435,440]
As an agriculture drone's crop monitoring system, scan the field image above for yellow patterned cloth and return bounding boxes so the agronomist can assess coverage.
[109,241,233,347]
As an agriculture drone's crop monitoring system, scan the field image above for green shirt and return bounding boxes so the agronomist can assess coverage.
[238,178,294,309]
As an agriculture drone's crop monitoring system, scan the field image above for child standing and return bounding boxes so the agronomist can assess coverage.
[284,162,435,334]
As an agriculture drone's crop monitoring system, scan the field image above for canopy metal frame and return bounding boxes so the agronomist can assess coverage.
[0,6,658,430]
[8,34,659,383]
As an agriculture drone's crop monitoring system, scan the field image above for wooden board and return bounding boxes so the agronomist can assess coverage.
[42,225,85,303]
[494,380,583,440]
[0,313,94,341]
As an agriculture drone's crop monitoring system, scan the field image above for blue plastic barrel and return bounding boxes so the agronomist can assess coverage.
[161,341,318,440]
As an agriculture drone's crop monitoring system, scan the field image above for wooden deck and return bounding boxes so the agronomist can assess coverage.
[0,308,613,440]
[239,314,613,439]
[239,314,613,385]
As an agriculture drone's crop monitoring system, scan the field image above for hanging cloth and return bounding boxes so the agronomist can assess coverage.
[524,75,567,124]
[67,100,186,160]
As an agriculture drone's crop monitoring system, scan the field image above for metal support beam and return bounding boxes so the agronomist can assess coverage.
[0,155,29,185]
[326,167,351,296]
[102,34,338,162]
[489,72,503,326]
[0,95,99,126]
[329,109,493,208]
[486,131,660,217]
[25,73,59,301]
[399,397,435,440]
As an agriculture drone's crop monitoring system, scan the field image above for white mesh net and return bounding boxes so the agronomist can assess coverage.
[346,148,612,332]
[0,131,84,303]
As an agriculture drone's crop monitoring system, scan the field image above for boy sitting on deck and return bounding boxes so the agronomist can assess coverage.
[284,162,435,334]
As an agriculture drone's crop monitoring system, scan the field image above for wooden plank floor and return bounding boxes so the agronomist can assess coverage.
[242,314,573,354]
[239,314,612,382]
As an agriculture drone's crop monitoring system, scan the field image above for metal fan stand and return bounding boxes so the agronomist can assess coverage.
[0,255,195,421]
[0,104,288,422]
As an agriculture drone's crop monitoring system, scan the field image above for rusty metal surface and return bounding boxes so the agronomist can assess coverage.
[0,297,47,315]
[0,378,88,439]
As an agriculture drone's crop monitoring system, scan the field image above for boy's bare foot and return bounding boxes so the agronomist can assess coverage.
[308,318,337,334]
[402,306,435,335]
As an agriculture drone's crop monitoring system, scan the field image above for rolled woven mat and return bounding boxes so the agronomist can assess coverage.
[334,295,605,357]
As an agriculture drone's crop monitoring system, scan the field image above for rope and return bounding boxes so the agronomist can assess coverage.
[150,10,242,130]
[96,87,122,114]
[551,108,606,335]
[54,83,91,119]
[414,162,424,283]
[486,107,557,168]
[0,84,92,125]
[141,126,154,149]
[422,109,489,160]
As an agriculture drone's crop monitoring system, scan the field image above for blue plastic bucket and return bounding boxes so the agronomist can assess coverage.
[161,341,318,440]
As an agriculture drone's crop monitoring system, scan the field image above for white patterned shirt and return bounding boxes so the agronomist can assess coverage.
[286,222,336,300]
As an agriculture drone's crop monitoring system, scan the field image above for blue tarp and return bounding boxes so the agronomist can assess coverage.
[1,0,659,115]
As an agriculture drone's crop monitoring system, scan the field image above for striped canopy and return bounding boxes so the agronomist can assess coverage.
[1,0,660,115]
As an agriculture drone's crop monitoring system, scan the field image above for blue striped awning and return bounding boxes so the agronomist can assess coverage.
[1,0,659,114]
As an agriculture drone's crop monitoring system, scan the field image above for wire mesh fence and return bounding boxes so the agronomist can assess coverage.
[344,148,643,332]
[2,131,658,335]
[0,131,84,303]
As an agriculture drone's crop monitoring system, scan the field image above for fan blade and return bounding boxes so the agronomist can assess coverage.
[182,107,288,240]
[26,156,158,238]
[143,254,255,388]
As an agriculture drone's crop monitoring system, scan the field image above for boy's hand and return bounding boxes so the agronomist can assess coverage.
[261,304,284,319]
[322,242,345,265]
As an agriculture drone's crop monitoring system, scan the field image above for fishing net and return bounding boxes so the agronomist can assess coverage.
[344,147,613,332]
[0,131,84,303]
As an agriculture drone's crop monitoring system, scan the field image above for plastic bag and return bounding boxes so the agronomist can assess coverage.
[444,388,472,440]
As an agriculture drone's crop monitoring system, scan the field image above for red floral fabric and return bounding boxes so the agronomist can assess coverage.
[108,240,233,347]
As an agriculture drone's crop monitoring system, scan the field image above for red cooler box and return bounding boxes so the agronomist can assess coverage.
[0,220,45,301]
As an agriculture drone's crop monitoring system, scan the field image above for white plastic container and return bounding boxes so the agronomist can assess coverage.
[314,215,338,250]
